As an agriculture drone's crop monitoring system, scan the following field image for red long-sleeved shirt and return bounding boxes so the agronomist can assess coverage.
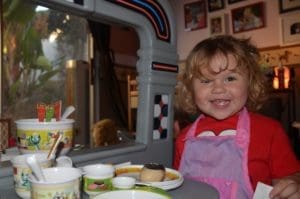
[173,112,300,189]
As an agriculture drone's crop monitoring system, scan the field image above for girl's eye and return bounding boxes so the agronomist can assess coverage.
[225,76,237,82]
[200,79,210,84]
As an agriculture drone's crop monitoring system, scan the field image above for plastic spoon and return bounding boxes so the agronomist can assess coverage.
[61,105,75,120]
[47,134,63,159]
[26,155,46,182]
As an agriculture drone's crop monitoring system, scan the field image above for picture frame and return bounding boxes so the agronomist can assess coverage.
[208,14,228,36]
[231,2,265,34]
[0,119,11,152]
[184,0,207,31]
[228,0,245,4]
[208,0,224,12]
[279,0,300,13]
[281,14,300,45]
[259,45,300,67]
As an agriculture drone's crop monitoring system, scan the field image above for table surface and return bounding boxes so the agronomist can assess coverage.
[168,178,219,198]
[0,178,219,199]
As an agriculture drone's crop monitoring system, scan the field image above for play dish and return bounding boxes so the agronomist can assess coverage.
[115,165,184,190]
[93,188,172,199]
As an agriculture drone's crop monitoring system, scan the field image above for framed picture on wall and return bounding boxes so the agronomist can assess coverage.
[231,2,265,34]
[208,14,228,36]
[279,0,300,13]
[281,14,300,45]
[228,0,245,4]
[208,0,224,12]
[184,0,207,31]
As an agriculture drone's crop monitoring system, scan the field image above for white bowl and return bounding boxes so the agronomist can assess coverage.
[11,153,53,199]
[29,167,82,199]
[112,176,136,189]
[93,190,171,199]
[15,119,74,155]
[82,163,115,177]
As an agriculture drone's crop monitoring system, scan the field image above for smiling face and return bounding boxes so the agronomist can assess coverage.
[192,53,249,120]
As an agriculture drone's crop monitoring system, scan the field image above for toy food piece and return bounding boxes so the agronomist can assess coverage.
[140,163,166,182]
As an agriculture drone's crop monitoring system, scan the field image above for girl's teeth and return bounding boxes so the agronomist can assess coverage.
[213,99,228,106]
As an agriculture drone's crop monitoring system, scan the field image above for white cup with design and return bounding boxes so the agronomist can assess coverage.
[29,167,82,199]
[82,164,115,196]
[11,153,53,199]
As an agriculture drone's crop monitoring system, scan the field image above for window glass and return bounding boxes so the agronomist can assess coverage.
[2,0,88,134]
[2,0,139,148]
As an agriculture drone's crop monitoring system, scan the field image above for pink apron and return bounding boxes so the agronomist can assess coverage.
[179,108,253,199]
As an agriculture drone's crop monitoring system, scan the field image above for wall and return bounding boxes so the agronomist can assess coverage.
[170,0,300,61]
[169,0,300,156]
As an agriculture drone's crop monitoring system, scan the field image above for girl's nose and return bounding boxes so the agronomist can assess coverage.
[211,81,226,93]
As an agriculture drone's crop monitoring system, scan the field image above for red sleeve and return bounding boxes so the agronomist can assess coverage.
[269,122,300,178]
[248,113,300,187]
[173,125,191,170]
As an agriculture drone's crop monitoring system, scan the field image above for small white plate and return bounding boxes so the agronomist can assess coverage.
[93,190,171,199]
[115,165,184,190]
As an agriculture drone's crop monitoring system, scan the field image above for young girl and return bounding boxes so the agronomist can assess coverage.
[173,35,300,199]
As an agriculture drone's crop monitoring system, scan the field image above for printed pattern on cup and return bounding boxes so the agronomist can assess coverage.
[17,130,72,151]
[13,161,52,197]
[31,178,81,199]
[83,177,113,193]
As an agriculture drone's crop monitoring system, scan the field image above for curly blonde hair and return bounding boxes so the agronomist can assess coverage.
[176,35,268,115]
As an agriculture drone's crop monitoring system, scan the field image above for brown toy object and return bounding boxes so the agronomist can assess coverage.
[92,119,120,147]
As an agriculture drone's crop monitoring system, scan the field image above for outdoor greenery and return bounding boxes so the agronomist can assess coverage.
[2,0,88,127]
[3,0,60,118]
